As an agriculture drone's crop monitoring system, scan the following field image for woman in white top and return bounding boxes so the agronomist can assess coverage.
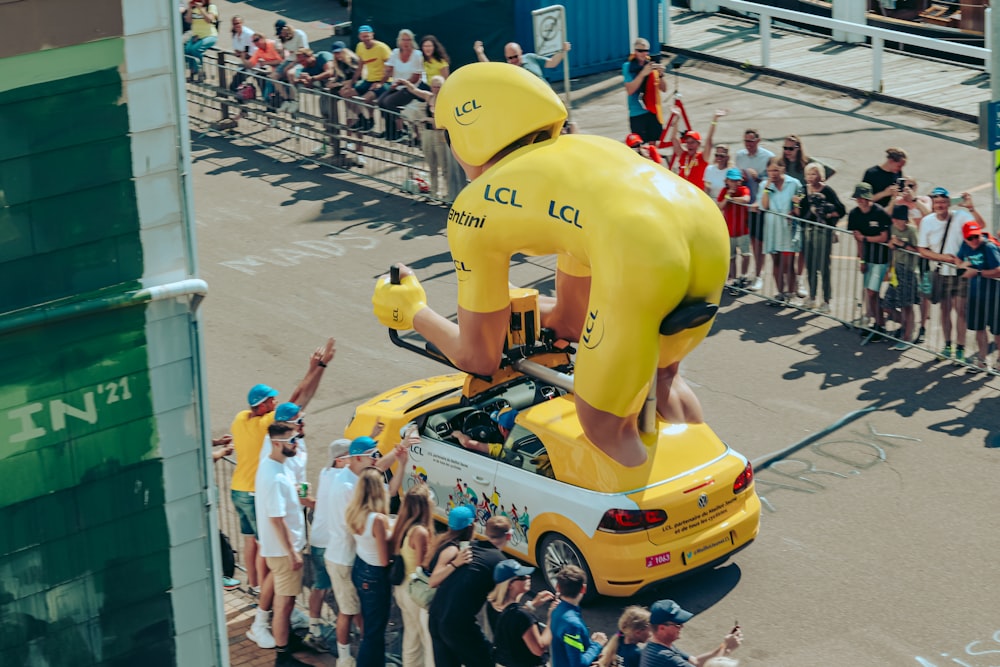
[760,156,804,302]
[347,468,393,667]
[390,484,435,667]
[377,29,425,140]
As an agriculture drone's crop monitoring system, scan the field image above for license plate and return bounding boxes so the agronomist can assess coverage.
[645,551,671,568]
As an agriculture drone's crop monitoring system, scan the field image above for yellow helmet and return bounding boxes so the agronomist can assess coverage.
[435,62,567,167]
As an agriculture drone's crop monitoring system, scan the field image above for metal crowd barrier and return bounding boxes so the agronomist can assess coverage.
[186,49,460,204]
[727,205,999,375]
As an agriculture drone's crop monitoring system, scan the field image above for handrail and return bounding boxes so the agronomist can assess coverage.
[690,0,989,88]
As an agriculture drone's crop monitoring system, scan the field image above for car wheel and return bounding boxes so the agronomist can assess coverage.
[538,533,597,603]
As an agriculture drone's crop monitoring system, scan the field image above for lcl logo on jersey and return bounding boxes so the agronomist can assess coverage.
[581,309,604,349]
[547,200,582,229]
[453,99,482,125]
[483,184,523,208]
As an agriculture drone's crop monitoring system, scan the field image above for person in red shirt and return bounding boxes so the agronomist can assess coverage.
[717,168,752,292]
[667,108,724,190]
[625,133,663,165]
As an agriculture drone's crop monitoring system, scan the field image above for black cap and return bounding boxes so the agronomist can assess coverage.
[891,205,910,221]
[275,19,287,33]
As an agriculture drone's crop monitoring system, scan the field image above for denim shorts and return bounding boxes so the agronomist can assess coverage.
[310,546,332,590]
[231,490,257,537]
[863,263,889,292]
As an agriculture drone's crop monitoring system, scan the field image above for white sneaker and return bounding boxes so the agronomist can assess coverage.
[818,302,831,314]
[247,621,276,649]
[803,298,815,309]
[337,655,356,667]
[750,276,763,292]
[286,101,299,114]
[277,101,290,112]
[796,277,808,298]
[289,607,310,631]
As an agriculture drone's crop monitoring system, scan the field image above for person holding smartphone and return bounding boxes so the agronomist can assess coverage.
[639,600,742,667]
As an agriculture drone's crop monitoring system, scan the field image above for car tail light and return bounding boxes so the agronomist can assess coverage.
[732,461,754,494]
[597,509,667,533]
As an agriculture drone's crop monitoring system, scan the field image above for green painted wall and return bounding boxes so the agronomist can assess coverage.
[0,40,142,316]
[0,35,180,667]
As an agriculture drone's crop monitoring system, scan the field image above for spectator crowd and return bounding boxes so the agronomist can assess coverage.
[217,337,747,667]
[191,15,996,667]
[179,13,999,375]
[621,37,1000,373]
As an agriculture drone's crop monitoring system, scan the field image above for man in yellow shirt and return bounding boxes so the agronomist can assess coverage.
[342,24,391,132]
[372,64,728,468]
[230,338,335,608]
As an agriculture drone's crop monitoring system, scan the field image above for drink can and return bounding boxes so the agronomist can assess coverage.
[298,482,309,498]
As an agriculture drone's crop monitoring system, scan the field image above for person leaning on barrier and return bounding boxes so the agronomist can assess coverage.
[342,25,392,133]
[273,20,310,106]
[955,220,1000,372]
[917,187,974,361]
[398,75,449,197]
[735,128,775,293]
[848,183,891,343]
[885,205,921,350]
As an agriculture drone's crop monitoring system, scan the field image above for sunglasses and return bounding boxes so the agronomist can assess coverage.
[967,234,981,240]
[514,575,530,581]
[506,54,521,61]
[783,146,798,151]
[253,37,262,42]
[715,152,728,157]
[635,48,649,52]
[273,435,300,445]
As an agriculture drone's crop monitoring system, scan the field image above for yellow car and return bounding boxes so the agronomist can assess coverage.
[345,349,761,599]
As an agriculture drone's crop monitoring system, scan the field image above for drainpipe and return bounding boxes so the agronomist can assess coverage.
[0,279,208,336]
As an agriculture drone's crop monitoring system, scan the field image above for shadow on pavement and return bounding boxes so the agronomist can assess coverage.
[191,131,450,241]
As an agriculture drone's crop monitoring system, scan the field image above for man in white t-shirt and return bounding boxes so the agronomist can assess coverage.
[301,438,351,653]
[918,186,974,360]
[735,128,775,291]
[255,422,310,666]
[231,15,257,57]
[323,428,414,666]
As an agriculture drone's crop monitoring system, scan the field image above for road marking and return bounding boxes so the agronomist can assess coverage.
[219,235,377,275]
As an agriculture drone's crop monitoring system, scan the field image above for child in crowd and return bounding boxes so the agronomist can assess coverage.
[717,167,752,294]
[596,605,651,667]
[885,205,921,350]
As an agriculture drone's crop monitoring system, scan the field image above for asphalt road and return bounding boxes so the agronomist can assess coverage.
[195,3,999,665]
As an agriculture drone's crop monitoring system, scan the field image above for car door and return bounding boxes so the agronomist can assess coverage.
[408,425,499,535]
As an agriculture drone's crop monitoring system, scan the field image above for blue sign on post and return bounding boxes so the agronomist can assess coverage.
[985,100,1000,151]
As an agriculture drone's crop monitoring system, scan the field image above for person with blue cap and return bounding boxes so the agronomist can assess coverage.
[321,424,418,666]
[717,167,752,294]
[426,513,513,667]
[451,406,518,458]
[639,599,742,667]
[234,338,335,650]
[341,24,391,133]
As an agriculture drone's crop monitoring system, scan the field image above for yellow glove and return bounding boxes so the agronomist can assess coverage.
[372,273,427,330]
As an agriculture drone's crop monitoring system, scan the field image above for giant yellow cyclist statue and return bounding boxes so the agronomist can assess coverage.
[372,63,729,467]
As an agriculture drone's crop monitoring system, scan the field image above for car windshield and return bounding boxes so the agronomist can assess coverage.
[419,375,563,480]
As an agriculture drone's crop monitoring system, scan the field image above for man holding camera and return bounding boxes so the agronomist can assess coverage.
[862,147,908,208]
[623,38,667,144]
